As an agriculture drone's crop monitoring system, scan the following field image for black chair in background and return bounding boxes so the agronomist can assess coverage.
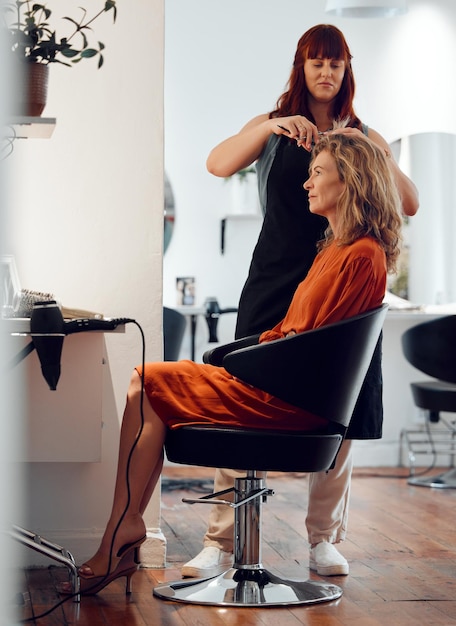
[163,307,186,361]
[401,315,456,488]
[154,304,388,607]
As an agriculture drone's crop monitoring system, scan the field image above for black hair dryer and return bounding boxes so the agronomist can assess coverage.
[30,300,66,391]
[204,298,238,343]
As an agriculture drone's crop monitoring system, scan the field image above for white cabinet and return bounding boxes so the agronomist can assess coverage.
[5,321,106,462]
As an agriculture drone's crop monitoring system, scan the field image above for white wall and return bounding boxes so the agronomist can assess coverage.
[4,0,165,568]
[164,0,456,360]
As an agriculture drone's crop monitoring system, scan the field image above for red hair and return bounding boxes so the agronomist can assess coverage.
[271,24,362,129]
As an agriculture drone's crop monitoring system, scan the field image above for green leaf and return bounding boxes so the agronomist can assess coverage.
[80,48,98,58]
[60,48,80,58]
[6,0,117,66]
[62,17,80,28]
[105,1,117,22]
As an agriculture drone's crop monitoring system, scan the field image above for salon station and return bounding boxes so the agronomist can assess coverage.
[1,0,455,621]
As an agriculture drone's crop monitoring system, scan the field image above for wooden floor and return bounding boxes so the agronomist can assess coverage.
[14,467,456,625]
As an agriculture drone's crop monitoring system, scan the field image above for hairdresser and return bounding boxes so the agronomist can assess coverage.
[182,24,419,579]
[59,133,403,596]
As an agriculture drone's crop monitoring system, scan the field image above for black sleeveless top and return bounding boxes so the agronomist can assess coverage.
[235,137,327,337]
[235,134,383,439]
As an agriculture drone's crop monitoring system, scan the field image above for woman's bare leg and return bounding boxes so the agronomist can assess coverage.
[80,369,166,576]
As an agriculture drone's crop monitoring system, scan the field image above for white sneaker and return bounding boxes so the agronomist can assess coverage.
[309,542,349,576]
[181,547,233,578]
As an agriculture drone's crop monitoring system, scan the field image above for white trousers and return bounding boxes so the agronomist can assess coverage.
[203,439,353,551]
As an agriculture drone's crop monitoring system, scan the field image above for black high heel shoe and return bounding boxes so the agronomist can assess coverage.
[58,535,146,596]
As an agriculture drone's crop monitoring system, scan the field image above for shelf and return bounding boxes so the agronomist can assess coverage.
[6,116,56,139]
[220,214,262,254]
[2,317,126,335]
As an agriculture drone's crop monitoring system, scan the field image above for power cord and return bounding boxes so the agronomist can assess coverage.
[20,318,146,623]
[2,125,16,161]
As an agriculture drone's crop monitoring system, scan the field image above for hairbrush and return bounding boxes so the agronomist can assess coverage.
[13,289,57,318]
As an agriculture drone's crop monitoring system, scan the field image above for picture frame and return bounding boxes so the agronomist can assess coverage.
[176,276,195,306]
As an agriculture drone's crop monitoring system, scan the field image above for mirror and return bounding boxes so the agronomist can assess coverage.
[389,132,456,305]
[164,172,175,253]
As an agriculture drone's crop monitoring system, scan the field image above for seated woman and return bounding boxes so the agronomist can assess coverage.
[64,133,402,595]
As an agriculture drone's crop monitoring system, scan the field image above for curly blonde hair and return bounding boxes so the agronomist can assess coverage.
[312,133,403,273]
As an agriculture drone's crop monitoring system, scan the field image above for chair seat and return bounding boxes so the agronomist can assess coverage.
[165,426,343,473]
[410,380,456,412]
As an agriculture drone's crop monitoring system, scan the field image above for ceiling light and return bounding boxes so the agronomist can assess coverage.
[325,0,408,18]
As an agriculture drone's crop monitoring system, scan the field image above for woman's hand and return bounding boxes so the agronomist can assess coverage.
[326,126,365,140]
[327,126,389,157]
[274,115,319,151]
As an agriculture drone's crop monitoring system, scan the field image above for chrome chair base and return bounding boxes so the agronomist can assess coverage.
[153,566,342,607]
[408,467,456,488]
[154,469,343,607]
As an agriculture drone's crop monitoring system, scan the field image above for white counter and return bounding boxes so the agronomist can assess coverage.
[3,318,124,462]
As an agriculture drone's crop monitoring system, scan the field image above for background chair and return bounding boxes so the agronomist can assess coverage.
[154,304,388,607]
[163,306,186,361]
[401,315,456,488]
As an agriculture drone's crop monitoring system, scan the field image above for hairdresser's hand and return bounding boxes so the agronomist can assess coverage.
[327,126,380,152]
[273,115,319,151]
[327,126,386,154]
[326,126,363,139]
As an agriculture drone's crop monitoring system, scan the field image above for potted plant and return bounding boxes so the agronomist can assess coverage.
[3,0,117,116]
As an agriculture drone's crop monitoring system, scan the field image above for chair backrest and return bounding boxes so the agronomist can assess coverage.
[222,304,388,428]
[401,315,456,383]
[163,307,186,361]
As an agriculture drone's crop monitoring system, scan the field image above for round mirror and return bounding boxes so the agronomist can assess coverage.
[164,172,175,253]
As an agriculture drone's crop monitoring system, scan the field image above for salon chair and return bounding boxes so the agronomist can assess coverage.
[163,306,186,361]
[401,315,456,488]
[154,304,388,607]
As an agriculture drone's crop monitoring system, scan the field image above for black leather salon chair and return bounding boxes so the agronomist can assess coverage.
[401,315,456,488]
[153,304,388,607]
[163,306,186,361]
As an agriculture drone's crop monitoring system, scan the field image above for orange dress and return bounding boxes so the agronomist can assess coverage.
[138,237,386,432]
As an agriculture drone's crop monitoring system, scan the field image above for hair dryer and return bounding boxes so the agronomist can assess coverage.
[204,298,238,343]
[30,301,133,390]
[30,300,65,391]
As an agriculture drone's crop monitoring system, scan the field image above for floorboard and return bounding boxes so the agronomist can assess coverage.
[11,467,456,625]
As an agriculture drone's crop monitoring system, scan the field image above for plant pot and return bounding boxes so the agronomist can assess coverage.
[27,63,49,116]
[14,63,49,117]
[228,173,261,215]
